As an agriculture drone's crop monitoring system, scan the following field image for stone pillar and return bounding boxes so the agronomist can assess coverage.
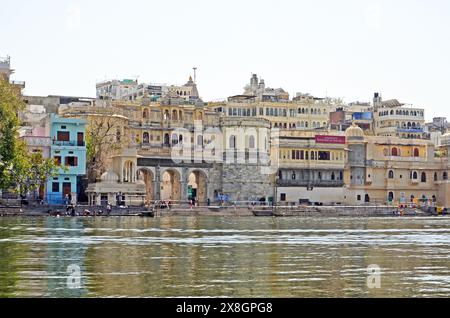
[205,180,210,202]
[155,166,161,200]
[181,167,189,202]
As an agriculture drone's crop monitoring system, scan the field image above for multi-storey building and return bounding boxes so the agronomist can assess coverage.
[275,131,347,205]
[373,92,427,139]
[208,75,337,131]
[82,96,274,206]
[344,124,449,206]
[45,114,87,204]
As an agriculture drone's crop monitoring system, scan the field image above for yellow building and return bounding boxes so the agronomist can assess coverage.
[344,124,448,206]
[274,130,347,204]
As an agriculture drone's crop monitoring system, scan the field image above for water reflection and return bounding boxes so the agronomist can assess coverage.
[0,216,449,297]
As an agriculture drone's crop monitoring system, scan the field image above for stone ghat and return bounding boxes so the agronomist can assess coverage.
[0,205,431,217]
[161,206,426,217]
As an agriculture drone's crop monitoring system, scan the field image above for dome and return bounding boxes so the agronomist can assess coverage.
[345,124,364,138]
[100,171,119,183]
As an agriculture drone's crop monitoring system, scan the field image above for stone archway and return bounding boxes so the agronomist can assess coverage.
[137,168,154,204]
[161,169,181,201]
[187,170,208,203]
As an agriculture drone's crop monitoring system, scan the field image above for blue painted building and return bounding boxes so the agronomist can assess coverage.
[46,114,87,205]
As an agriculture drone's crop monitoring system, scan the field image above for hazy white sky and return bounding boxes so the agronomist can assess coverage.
[1,0,449,120]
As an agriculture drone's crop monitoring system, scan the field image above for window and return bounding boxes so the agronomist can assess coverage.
[54,156,62,166]
[164,133,170,146]
[444,172,448,180]
[388,170,394,179]
[52,182,59,192]
[365,194,370,203]
[413,148,419,157]
[248,136,255,149]
[412,171,418,179]
[434,172,438,181]
[391,147,398,156]
[280,193,286,201]
[357,195,361,201]
[318,151,330,161]
[172,133,179,145]
[421,172,427,183]
[229,135,236,149]
[143,132,149,143]
[65,156,78,167]
[388,192,394,201]
[57,131,70,142]
[197,135,203,146]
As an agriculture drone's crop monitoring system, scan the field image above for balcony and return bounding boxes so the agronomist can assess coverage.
[52,140,85,147]
[277,179,344,187]
[397,128,424,133]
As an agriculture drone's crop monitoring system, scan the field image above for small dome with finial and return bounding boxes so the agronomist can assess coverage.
[345,123,364,140]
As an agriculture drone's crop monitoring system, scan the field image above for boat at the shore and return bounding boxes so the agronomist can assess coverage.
[252,210,274,217]
[138,211,155,217]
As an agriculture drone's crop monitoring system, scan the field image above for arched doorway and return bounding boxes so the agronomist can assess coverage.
[137,169,154,204]
[187,170,208,203]
[161,169,181,201]
[388,191,394,202]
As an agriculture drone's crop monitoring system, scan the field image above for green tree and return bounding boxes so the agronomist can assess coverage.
[0,79,58,197]
[0,78,25,190]
[14,150,58,198]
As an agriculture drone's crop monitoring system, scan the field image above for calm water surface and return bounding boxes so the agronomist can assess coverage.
[0,216,449,297]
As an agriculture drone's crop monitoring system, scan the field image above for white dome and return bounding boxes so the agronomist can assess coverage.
[100,171,119,182]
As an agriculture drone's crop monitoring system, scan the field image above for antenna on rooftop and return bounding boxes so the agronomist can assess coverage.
[193,67,197,83]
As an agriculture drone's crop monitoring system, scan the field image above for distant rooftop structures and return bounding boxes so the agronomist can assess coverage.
[96,75,201,103]
[229,74,289,102]
[373,92,405,109]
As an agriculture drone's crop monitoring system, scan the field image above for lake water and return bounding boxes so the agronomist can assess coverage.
[0,216,449,297]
